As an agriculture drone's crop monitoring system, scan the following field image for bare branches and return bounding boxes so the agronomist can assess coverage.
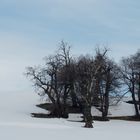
[26,42,125,126]
[120,51,140,117]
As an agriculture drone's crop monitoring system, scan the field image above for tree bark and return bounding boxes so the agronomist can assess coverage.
[138,74,140,110]
[83,104,93,128]
[131,82,139,117]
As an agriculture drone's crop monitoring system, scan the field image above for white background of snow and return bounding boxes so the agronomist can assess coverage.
[0,91,139,140]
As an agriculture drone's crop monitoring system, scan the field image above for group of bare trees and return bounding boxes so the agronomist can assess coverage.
[26,41,140,128]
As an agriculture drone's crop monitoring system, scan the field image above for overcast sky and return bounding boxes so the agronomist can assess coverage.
[0,0,140,93]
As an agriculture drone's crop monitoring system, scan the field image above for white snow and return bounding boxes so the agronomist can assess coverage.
[109,101,135,117]
[0,90,139,140]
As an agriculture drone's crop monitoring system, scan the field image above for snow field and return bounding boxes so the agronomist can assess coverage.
[0,91,139,140]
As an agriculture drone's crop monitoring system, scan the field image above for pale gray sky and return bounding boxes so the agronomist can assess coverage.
[0,0,140,92]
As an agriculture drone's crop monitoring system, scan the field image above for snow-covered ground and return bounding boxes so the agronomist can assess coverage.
[109,101,135,117]
[0,91,139,140]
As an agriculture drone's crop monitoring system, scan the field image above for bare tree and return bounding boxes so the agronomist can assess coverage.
[131,50,140,110]
[74,49,110,127]
[120,56,140,117]
[74,55,94,128]
[92,49,121,120]
[26,41,74,118]
[56,41,76,117]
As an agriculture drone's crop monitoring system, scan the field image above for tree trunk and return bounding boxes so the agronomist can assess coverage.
[83,104,93,128]
[50,103,68,118]
[102,72,110,120]
[104,94,109,117]
[102,95,109,121]
[132,93,139,117]
[131,83,139,117]
[138,74,140,110]
[70,85,78,107]
[62,95,69,118]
